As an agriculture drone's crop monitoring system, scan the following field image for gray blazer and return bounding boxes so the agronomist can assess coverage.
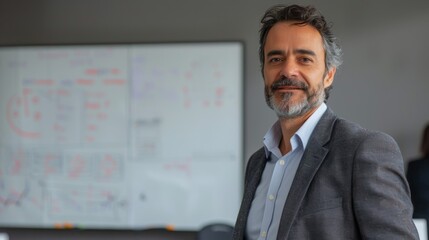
[233,108,419,239]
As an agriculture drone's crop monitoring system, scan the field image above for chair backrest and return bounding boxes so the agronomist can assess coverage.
[197,223,234,240]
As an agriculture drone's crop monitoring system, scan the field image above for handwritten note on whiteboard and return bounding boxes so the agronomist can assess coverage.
[0,43,243,230]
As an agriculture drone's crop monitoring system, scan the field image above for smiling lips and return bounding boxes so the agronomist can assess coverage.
[275,86,303,91]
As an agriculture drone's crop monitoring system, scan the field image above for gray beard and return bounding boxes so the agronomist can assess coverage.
[266,85,325,119]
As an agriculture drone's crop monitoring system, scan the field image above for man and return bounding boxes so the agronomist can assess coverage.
[233,4,419,240]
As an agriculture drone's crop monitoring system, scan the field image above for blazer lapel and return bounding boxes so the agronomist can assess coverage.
[276,108,337,240]
[233,148,267,240]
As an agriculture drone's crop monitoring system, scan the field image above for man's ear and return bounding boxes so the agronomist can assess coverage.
[324,67,336,87]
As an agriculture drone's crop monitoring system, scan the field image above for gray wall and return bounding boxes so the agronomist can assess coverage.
[1,0,429,238]
[1,0,429,163]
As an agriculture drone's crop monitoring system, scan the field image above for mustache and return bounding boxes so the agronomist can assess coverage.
[271,77,308,91]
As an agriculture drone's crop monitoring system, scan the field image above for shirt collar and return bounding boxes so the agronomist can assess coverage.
[263,103,327,159]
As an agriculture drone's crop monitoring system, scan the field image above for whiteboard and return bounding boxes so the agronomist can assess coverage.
[0,43,243,230]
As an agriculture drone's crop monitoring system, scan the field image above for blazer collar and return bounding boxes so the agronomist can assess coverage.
[276,107,338,240]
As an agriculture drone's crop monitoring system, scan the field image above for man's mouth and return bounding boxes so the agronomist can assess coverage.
[275,86,304,91]
[271,77,308,92]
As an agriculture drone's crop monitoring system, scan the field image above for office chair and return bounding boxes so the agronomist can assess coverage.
[196,223,234,240]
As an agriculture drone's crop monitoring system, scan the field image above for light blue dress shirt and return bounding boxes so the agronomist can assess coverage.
[245,103,327,240]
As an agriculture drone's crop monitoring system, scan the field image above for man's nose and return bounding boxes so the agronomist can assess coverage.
[279,59,299,79]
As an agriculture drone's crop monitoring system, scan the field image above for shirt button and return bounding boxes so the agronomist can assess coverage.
[279,160,285,165]
[268,194,275,201]
[261,231,267,237]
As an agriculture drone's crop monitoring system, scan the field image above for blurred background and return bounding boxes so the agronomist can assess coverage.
[1,0,429,239]
[1,0,428,164]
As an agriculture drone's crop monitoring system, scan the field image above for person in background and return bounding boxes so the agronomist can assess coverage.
[233,4,419,240]
[407,123,429,226]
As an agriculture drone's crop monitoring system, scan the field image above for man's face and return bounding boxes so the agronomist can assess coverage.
[263,21,336,119]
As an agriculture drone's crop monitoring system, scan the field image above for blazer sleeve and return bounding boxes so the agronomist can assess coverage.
[352,132,419,239]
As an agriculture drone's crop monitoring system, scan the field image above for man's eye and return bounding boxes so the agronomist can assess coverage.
[269,57,282,63]
[299,57,313,63]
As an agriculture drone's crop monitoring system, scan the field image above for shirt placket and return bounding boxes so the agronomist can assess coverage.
[257,154,293,240]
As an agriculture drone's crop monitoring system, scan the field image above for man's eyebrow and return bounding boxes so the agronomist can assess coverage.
[266,50,285,57]
[294,49,316,56]
[266,49,317,57]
